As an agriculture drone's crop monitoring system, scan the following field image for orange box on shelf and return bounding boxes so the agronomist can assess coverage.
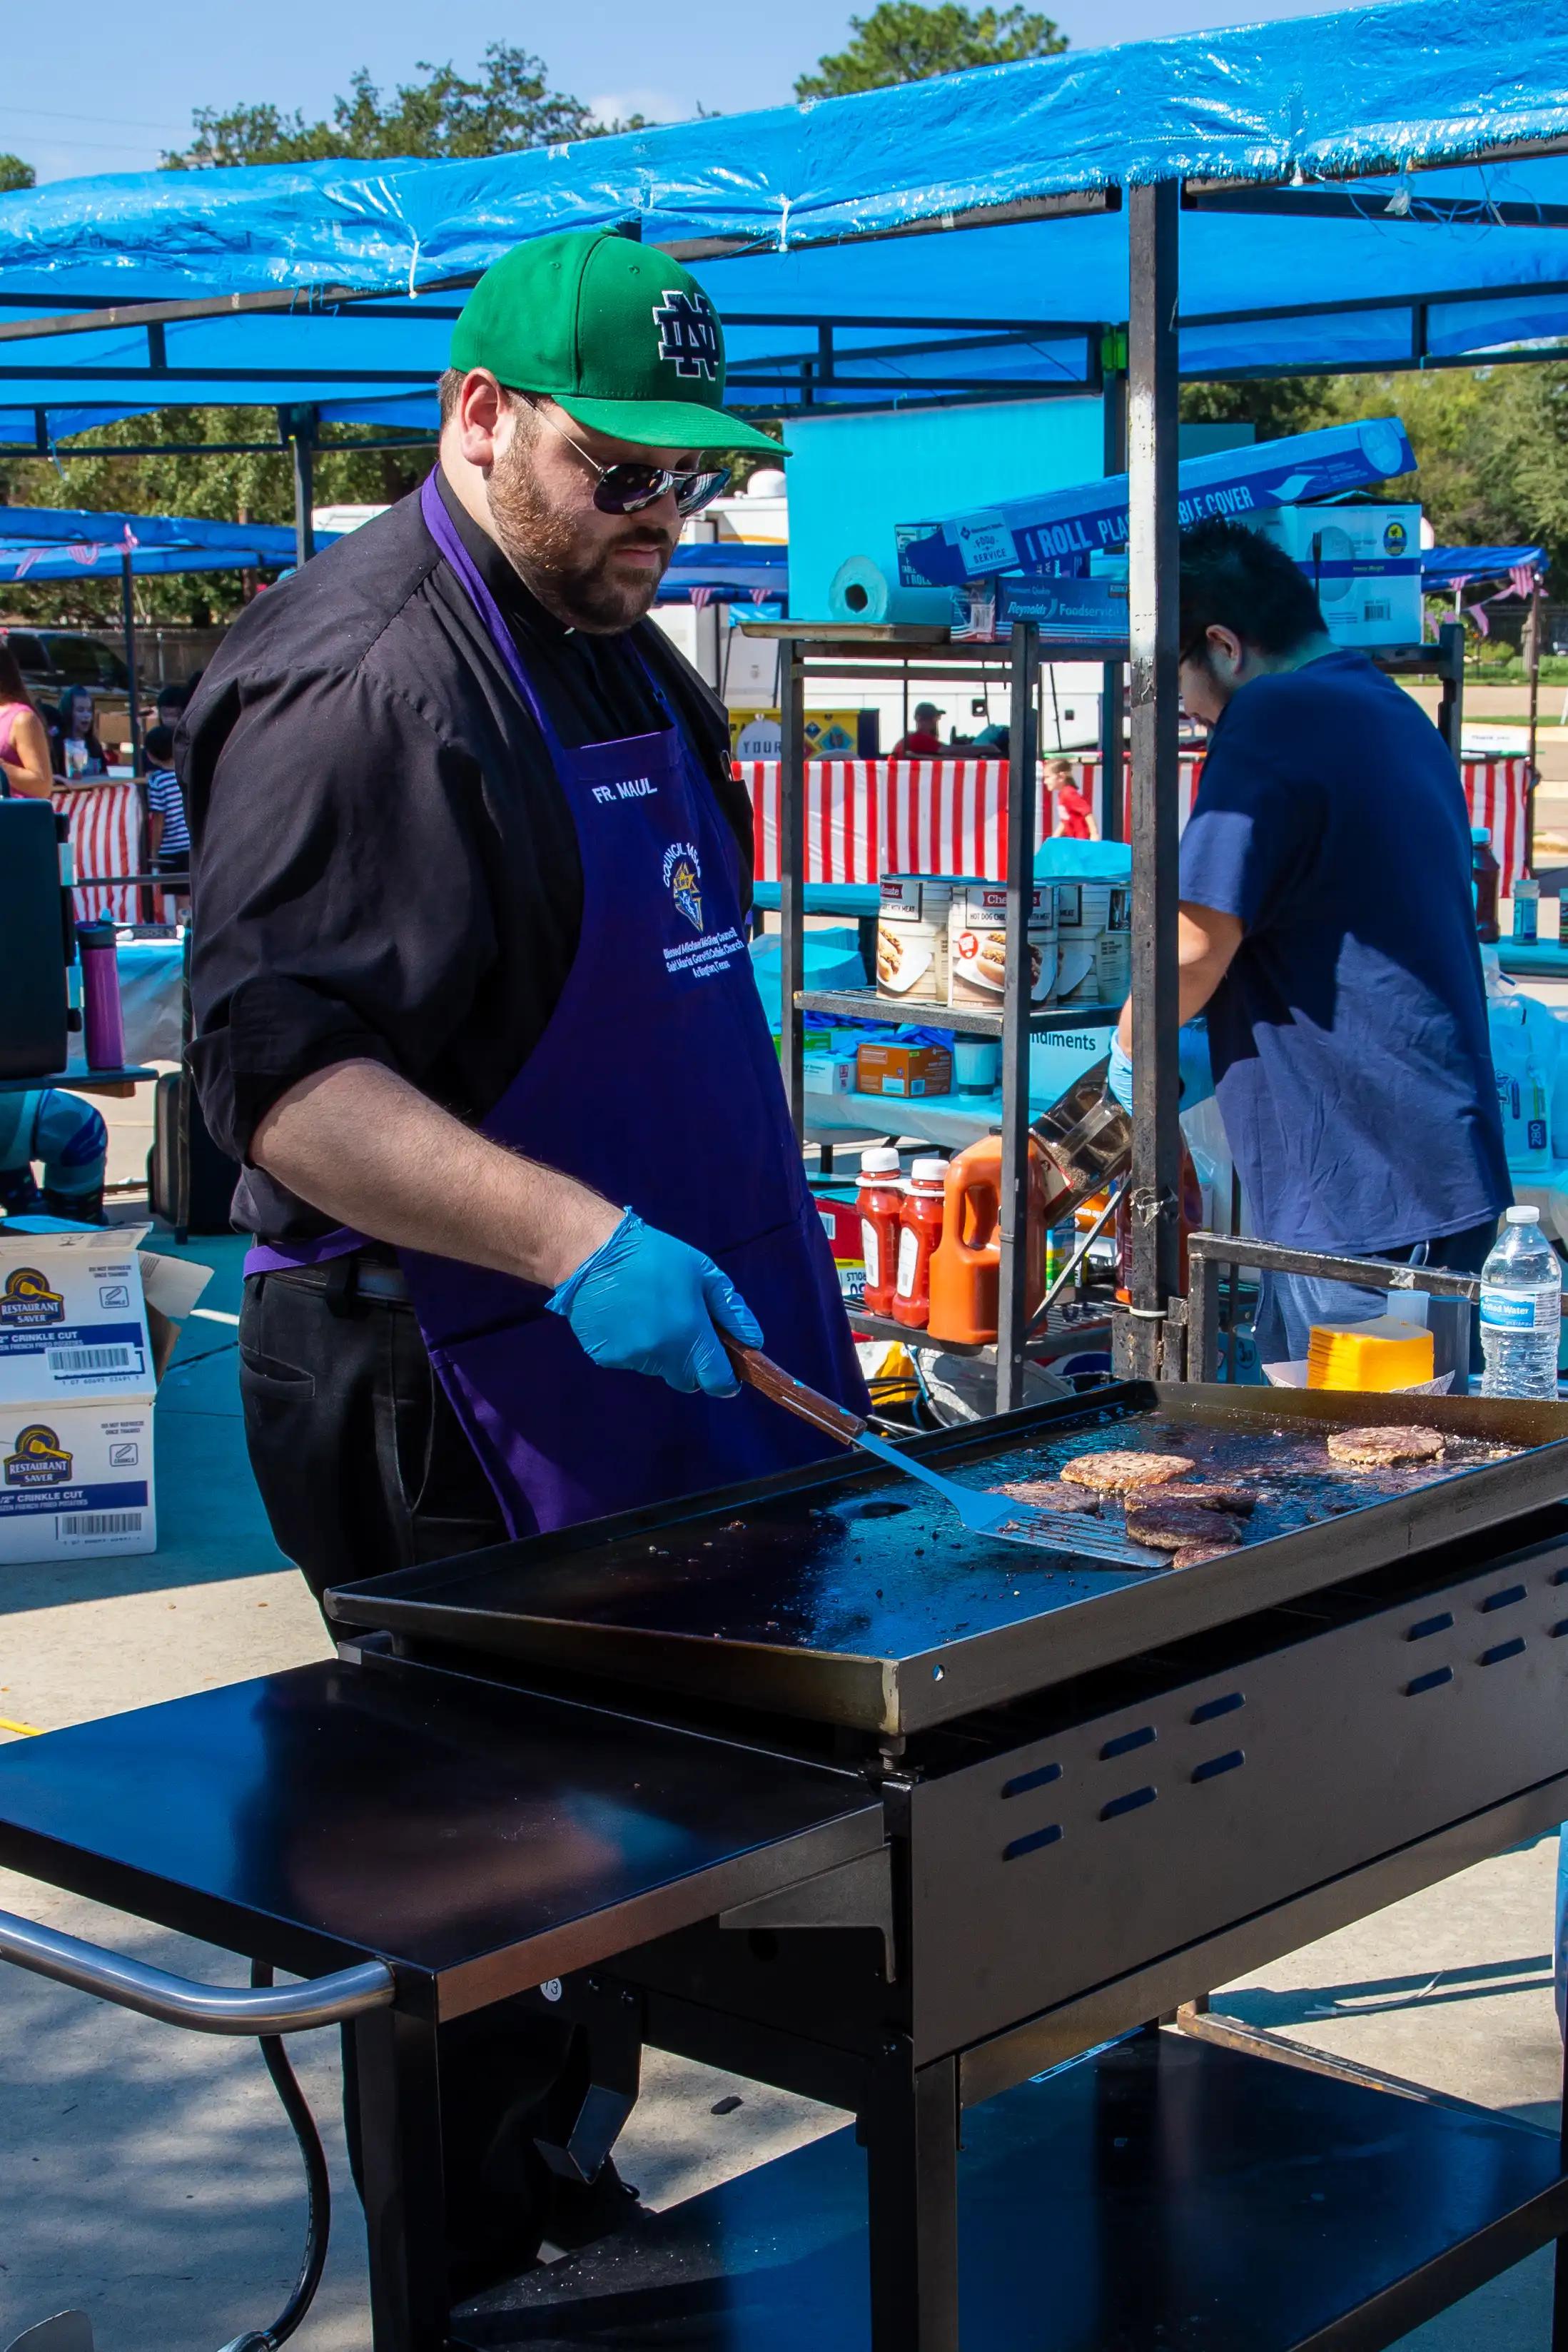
[856,1041,953,1099]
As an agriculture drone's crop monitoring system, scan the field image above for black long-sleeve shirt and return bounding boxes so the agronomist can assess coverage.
[180,471,749,1243]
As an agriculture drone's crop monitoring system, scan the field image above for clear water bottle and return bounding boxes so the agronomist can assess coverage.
[1480,1205,1562,1398]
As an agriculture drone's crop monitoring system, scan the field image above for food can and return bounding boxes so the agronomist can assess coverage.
[948,882,1056,1008]
[1053,879,1113,1003]
[876,874,976,1003]
[1094,883,1131,1005]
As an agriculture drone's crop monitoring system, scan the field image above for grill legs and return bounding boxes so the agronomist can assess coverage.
[864,2041,960,2352]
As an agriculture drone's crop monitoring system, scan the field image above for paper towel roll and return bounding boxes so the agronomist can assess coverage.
[829,555,891,624]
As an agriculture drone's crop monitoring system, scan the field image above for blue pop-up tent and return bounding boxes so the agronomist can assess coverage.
[0,0,1567,456]
[4,0,1568,1373]
[1422,544,1547,590]
[654,542,788,605]
[0,503,317,580]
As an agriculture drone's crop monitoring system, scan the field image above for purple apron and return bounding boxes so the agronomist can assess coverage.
[252,472,865,1538]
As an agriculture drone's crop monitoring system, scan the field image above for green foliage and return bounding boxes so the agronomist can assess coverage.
[1184,365,1568,589]
[0,410,430,626]
[162,43,640,167]
[794,1,1066,99]
[1178,377,1336,443]
[0,154,35,192]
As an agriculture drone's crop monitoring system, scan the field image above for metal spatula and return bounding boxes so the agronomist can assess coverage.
[724,1343,1165,1568]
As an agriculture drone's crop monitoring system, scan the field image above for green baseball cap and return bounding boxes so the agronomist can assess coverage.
[449,228,786,457]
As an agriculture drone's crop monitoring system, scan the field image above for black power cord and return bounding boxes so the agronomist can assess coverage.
[216,1962,333,2352]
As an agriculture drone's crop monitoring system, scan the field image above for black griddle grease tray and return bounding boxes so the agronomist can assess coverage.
[330,1382,1568,1737]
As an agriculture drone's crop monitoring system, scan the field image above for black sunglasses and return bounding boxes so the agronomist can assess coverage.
[527,398,731,518]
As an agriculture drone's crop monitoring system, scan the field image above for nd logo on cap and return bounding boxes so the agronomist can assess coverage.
[449,228,785,457]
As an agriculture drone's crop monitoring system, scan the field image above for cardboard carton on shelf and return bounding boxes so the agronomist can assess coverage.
[857,1041,954,1099]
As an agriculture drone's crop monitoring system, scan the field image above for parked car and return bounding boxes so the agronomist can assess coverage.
[1,627,130,717]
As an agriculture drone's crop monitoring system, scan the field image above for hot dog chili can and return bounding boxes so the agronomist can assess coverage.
[877,875,979,1004]
[948,882,1056,1009]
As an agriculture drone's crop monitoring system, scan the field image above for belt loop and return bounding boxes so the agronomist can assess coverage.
[323,1253,365,1318]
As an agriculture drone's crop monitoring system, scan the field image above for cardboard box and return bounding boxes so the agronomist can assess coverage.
[0,1224,153,1408]
[1242,503,1424,646]
[857,1041,953,1099]
[0,1398,156,1563]
[815,1194,867,1307]
[802,1049,859,1096]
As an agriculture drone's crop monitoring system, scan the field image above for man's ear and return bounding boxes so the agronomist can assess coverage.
[456,370,507,470]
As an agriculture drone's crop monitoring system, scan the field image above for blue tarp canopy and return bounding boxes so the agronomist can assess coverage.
[3,0,1568,445]
[1422,543,1547,589]
[0,503,319,579]
[655,542,787,604]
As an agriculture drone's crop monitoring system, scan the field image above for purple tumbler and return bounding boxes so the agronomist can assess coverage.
[76,919,125,1071]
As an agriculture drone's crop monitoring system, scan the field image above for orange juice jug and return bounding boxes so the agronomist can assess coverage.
[927,1135,1048,1346]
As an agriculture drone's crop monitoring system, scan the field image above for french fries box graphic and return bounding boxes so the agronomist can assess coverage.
[0,1225,153,1408]
[0,1404,156,1563]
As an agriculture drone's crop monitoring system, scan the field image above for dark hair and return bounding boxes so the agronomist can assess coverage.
[0,638,33,709]
[155,681,188,715]
[144,723,175,765]
[1178,516,1326,661]
[51,685,105,764]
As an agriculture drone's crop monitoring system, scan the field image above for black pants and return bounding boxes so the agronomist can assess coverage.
[239,1261,630,2292]
[238,1261,507,1606]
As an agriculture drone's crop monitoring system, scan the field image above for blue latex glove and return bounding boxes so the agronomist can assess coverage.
[546,1208,762,1398]
[1106,1035,1135,1111]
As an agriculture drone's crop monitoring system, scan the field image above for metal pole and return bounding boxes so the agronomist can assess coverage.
[1121,179,1183,1381]
[1098,353,1128,842]
[290,412,316,570]
[1528,573,1542,872]
[997,620,1041,1413]
[780,640,806,1141]
[690,515,722,690]
[120,547,148,919]
[1435,620,1465,770]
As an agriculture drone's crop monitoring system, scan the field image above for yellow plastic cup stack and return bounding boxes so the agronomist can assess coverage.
[1306,1315,1435,1392]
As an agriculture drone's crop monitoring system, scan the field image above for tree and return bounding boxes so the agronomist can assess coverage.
[0,154,35,192]
[163,44,641,168]
[795,1,1065,99]
[1179,377,1336,443]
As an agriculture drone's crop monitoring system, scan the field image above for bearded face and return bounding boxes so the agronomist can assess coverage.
[483,399,680,635]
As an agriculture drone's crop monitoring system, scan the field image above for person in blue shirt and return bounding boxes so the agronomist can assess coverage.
[1111,516,1509,1361]
[0,1088,108,1225]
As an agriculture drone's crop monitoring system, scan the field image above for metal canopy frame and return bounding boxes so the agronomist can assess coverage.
[1,126,1564,1343]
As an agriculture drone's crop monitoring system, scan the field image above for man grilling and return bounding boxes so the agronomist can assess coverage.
[181,228,864,2286]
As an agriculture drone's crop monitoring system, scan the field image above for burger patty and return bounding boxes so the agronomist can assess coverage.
[997,1478,1101,1515]
[1060,1450,1195,1495]
[1325,1425,1447,1468]
[1124,1499,1245,1552]
[1172,1542,1243,1568]
[1170,1480,1256,1515]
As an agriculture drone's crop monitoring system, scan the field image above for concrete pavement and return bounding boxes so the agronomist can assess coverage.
[0,1218,1562,2348]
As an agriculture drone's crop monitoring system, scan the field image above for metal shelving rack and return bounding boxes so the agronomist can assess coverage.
[744,617,1129,1411]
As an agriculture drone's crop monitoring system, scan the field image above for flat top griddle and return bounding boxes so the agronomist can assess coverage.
[332,1383,1568,1736]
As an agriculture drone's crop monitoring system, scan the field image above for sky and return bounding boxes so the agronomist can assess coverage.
[0,0,1382,186]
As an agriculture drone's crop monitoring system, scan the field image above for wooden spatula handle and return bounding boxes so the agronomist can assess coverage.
[724,1341,869,1444]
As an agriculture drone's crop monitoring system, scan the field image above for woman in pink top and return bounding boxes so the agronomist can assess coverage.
[0,639,52,798]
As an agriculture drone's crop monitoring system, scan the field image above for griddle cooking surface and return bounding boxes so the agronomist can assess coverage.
[333,1386,1568,1734]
